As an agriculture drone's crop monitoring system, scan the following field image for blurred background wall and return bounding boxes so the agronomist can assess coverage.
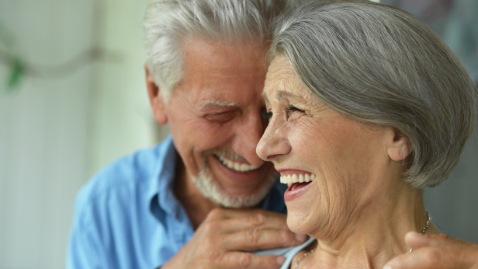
[0,0,162,268]
[0,0,476,268]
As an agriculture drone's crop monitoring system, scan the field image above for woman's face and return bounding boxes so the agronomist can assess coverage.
[257,56,397,240]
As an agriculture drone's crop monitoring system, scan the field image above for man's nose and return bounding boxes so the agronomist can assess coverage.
[232,113,266,165]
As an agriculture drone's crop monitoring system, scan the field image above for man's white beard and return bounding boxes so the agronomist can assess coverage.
[192,167,276,208]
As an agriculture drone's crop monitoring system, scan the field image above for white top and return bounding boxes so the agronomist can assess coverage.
[254,237,315,269]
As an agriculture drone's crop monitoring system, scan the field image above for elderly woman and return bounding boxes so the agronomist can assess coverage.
[256,2,477,269]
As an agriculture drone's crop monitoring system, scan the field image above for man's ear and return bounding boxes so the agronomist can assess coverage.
[387,128,413,162]
[145,65,168,124]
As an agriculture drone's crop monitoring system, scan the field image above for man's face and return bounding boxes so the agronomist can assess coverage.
[150,37,276,208]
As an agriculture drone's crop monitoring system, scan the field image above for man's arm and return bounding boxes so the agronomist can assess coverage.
[384,232,478,269]
[161,208,306,269]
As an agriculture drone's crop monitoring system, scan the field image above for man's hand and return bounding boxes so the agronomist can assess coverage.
[384,232,478,269]
[161,208,306,269]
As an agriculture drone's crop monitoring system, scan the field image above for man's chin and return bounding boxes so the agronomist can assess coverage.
[202,185,267,208]
[216,193,264,209]
[192,169,275,208]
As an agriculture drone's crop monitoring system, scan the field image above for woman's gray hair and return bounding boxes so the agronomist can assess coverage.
[143,0,302,101]
[270,2,477,188]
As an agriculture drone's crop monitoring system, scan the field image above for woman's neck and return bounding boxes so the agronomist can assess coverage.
[303,184,433,269]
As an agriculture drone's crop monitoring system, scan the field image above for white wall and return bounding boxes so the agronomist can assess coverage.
[0,0,158,268]
[88,0,160,175]
[0,0,95,268]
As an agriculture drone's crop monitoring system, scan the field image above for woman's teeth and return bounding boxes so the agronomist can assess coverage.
[216,155,260,172]
[280,174,316,185]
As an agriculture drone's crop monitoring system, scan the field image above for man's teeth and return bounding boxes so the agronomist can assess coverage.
[217,155,260,172]
[280,174,315,185]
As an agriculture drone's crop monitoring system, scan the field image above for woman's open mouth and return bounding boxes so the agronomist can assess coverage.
[280,173,316,191]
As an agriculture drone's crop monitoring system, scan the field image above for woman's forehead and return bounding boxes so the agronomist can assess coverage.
[264,56,319,104]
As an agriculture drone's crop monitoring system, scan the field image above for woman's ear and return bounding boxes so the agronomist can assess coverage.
[145,65,168,124]
[387,128,413,162]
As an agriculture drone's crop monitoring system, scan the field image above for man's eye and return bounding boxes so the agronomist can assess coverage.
[204,111,235,123]
[261,109,273,123]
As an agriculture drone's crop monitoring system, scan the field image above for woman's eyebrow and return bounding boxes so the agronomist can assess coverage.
[263,89,306,105]
[276,90,304,102]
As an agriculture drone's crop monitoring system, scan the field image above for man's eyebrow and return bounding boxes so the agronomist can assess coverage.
[200,100,238,109]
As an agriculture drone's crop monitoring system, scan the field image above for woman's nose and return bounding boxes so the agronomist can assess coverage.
[256,118,291,161]
[231,112,267,165]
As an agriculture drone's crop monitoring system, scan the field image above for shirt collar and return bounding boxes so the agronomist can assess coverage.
[147,135,180,218]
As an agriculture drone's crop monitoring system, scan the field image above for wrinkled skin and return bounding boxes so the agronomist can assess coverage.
[162,208,306,269]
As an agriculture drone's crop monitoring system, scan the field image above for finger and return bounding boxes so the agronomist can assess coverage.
[384,245,473,269]
[223,227,306,251]
[208,208,289,228]
[198,216,306,251]
[384,247,455,269]
[205,208,306,240]
[199,208,306,252]
[220,252,285,269]
[383,250,431,269]
[405,232,457,249]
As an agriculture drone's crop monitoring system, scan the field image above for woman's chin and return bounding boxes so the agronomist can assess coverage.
[286,215,314,236]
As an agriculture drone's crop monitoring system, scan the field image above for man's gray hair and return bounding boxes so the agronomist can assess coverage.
[270,2,477,188]
[143,0,300,101]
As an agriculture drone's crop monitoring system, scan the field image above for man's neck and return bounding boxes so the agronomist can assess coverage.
[174,162,219,229]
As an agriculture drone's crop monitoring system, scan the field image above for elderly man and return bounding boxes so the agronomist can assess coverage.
[67,0,478,269]
[67,1,305,269]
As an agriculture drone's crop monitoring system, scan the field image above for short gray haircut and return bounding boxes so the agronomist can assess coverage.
[143,0,301,101]
[270,2,477,188]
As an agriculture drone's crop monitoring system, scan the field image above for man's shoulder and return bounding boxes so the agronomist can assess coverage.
[76,137,175,210]
[68,138,177,269]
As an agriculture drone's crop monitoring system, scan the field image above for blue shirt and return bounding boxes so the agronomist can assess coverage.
[67,135,287,269]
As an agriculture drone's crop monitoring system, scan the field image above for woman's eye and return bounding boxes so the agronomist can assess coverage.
[287,105,304,117]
